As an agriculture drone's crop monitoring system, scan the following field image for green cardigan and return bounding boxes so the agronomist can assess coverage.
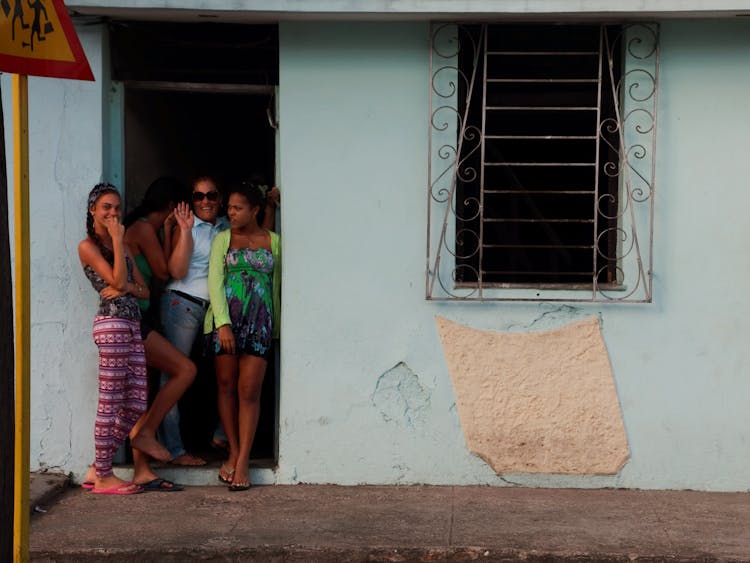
[203,229,281,339]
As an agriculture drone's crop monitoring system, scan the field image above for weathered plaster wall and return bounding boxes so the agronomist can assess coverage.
[4,25,108,474]
[11,19,750,490]
[277,20,750,490]
[276,22,443,485]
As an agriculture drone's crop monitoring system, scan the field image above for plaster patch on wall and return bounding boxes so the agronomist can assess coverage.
[436,316,629,475]
[371,362,430,427]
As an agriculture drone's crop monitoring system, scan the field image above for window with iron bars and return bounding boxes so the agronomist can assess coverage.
[427,23,659,302]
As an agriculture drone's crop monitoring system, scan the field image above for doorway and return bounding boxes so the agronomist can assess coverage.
[110,22,280,466]
[123,86,276,210]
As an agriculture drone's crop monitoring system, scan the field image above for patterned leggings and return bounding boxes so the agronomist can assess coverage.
[92,316,148,478]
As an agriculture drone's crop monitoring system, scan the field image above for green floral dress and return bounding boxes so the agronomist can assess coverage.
[211,247,274,359]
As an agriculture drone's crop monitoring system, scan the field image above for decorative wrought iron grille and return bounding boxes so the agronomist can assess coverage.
[426,23,659,302]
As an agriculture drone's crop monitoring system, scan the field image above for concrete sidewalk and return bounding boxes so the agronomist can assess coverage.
[30,481,750,562]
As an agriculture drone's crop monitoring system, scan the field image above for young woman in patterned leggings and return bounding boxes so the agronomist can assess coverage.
[78,183,170,494]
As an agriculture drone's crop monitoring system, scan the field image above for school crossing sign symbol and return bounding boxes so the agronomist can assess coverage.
[0,0,93,80]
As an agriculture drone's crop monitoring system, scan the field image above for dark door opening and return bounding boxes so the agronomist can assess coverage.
[112,22,280,466]
[123,87,276,212]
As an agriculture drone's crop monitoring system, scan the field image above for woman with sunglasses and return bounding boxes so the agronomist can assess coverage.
[158,176,230,462]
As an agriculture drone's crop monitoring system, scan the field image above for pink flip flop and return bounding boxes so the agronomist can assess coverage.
[92,482,143,495]
[81,481,94,490]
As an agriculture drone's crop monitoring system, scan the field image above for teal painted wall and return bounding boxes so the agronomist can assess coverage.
[277,22,442,484]
[2,24,108,473]
[12,19,750,490]
[276,20,750,489]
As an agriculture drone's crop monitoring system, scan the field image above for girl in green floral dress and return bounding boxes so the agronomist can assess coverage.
[205,183,281,491]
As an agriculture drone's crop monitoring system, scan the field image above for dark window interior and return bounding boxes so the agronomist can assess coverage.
[110,22,278,85]
[122,89,275,213]
[456,24,621,286]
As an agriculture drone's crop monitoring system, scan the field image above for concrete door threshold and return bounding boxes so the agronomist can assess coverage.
[112,460,277,486]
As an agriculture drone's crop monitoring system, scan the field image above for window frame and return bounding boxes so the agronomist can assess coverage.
[426,22,659,303]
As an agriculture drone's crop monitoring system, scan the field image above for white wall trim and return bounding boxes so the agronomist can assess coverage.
[68,0,750,22]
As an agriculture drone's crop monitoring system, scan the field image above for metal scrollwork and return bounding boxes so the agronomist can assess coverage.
[593,23,658,301]
[427,23,659,302]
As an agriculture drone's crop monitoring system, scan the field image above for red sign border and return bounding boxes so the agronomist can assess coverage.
[0,0,94,81]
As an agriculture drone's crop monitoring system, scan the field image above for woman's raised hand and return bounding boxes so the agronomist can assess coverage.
[218,325,235,355]
[174,201,194,231]
[163,210,177,232]
[266,187,280,208]
[105,216,125,241]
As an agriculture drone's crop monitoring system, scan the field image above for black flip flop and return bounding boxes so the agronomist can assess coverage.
[228,482,251,492]
[139,478,184,492]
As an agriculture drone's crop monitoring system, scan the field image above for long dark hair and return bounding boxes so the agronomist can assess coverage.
[86,182,120,262]
[123,176,188,228]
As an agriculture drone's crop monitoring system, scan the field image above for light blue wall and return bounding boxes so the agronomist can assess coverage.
[13,19,750,490]
[277,22,447,484]
[4,25,109,473]
[277,20,750,490]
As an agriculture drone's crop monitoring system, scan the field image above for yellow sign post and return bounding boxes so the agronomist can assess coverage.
[12,72,29,563]
[0,1,93,560]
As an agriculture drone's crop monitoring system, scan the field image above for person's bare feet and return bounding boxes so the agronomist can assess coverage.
[84,464,97,485]
[130,432,171,462]
[218,463,235,484]
[170,453,207,466]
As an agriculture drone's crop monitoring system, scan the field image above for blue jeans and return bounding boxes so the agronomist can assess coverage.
[159,291,206,459]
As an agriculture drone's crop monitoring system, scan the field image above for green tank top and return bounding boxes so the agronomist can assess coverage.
[134,252,153,311]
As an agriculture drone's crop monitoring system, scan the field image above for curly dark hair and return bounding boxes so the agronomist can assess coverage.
[228,180,267,226]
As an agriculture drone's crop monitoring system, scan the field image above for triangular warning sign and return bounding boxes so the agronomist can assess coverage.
[0,0,93,80]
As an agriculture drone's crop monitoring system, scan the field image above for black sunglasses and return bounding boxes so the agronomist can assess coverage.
[192,191,219,202]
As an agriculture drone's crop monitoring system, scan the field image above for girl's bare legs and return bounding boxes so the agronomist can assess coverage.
[216,353,240,482]
[232,354,266,488]
[131,330,198,483]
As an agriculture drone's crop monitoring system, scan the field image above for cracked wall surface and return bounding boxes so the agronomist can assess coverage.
[437,316,629,475]
[371,362,430,427]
